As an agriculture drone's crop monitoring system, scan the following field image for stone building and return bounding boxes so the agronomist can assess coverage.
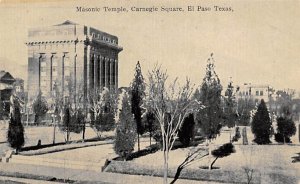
[236,83,274,105]
[26,20,123,107]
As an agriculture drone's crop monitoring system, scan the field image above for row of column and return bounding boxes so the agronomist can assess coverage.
[86,52,118,93]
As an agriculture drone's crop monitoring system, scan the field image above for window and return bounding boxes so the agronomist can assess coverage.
[260,91,263,96]
[256,91,259,96]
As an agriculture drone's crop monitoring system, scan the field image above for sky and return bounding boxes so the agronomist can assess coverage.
[0,0,299,91]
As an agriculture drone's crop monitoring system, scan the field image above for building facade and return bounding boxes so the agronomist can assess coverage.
[236,83,274,104]
[0,70,15,117]
[26,20,123,107]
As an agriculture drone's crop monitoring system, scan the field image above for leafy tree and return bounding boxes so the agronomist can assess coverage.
[92,112,115,138]
[178,114,195,147]
[59,105,84,142]
[7,95,24,153]
[223,80,238,128]
[274,90,294,117]
[70,108,85,134]
[251,99,272,144]
[147,65,196,184]
[196,54,223,140]
[130,61,146,151]
[195,54,223,170]
[236,98,256,126]
[32,91,48,125]
[144,111,157,146]
[90,88,116,138]
[275,117,296,144]
[114,92,137,160]
[211,143,235,169]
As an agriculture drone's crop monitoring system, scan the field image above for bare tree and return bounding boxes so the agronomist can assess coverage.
[147,65,199,184]
[89,87,116,138]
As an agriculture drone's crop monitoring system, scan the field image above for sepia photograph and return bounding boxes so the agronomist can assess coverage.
[0,0,299,183]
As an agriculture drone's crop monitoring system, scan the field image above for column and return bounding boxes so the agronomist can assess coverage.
[99,56,103,90]
[101,56,105,90]
[61,53,66,100]
[97,55,101,90]
[85,45,90,102]
[94,54,98,93]
[50,54,54,92]
[105,57,109,89]
[38,54,43,91]
[73,54,77,105]
[115,59,118,91]
[90,53,94,92]
[110,59,114,91]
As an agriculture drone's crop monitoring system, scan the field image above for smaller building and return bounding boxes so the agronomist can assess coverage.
[236,83,274,105]
[0,70,15,118]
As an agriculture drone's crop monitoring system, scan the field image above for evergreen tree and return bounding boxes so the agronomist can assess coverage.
[251,99,272,144]
[33,91,48,125]
[194,54,223,170]
[196,54,223,140]
[178,114,195,147]
[114,93,137,160]
[7,95,24,153]
[144,111,157,146]
[130,61,146,151]
[223,80,237,128]
[275,117,296,143]
[60,105,71,142]
[70,108,85,134]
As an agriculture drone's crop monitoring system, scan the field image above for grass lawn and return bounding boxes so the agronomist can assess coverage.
[0,122,111,156]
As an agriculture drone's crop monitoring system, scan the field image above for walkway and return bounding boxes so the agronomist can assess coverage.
[0,162,225,184]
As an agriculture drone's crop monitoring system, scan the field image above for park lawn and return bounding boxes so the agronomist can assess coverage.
[108,144,299,183]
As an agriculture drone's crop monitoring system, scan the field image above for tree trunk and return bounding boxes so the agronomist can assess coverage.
[53,123,56,145]
[210,156,219,169]
[170,165,183,184]
[208,140,213,170]
[137,133,140,151]
[163,150,168,184]
[82,121,86,141]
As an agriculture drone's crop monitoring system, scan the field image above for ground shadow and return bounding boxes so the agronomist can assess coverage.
[292,152,300,163]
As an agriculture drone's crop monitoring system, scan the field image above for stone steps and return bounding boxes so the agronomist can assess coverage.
[8,155,102,171]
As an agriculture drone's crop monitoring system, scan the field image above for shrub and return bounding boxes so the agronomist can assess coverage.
[232,127,241,142]
[274,133,291,143]
[32,91,48,125]
[275,117,296,144]
[178,114,195,147]
[251,99,272,144]
[211,143,235,168]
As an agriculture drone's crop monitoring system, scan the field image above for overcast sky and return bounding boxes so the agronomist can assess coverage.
[0,0,299,91]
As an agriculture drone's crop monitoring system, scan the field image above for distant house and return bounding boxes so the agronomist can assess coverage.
[0,70,15,118]
[236,83,274,105]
